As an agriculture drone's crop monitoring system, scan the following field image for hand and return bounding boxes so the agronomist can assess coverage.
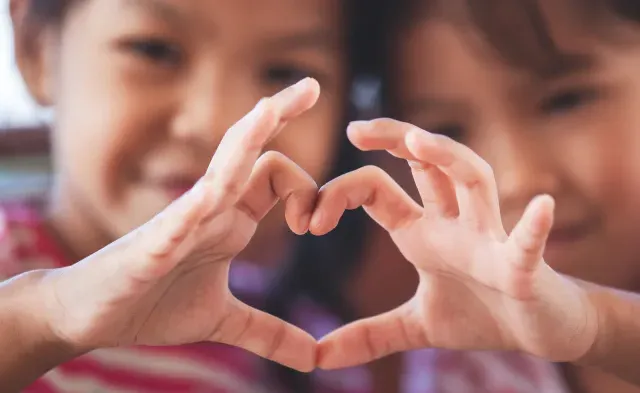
[312,118,599,369]
[38,78,321,372]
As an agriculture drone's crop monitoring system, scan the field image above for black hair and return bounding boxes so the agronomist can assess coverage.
[378,0,640,116]
[25,0,72,24]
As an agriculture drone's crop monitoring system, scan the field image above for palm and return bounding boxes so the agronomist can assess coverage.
[44,79,323,372]
[316,118,598,370]
[129,204,297,347]
[392,220,512,349]
[119,208,259,346]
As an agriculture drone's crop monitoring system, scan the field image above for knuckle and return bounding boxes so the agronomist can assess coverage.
[258,150,287,166]
[257,98,279,127]
[361,164,386,178]
[220,178,241,196]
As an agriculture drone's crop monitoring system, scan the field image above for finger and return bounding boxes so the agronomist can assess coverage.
[236,151,318,235]
[310,166,422,235]
[409,163,459,217]
[317,301,428,369]
[203,78,320,216]
[405,129,502,231]
[348,119,459,216]
[212,297,316,372]
[507,194,555,271]
[347,118,416,159]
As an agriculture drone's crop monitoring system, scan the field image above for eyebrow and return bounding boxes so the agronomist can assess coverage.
[122,0,185,27]
[262,29,338,53]
[533,52,599,81]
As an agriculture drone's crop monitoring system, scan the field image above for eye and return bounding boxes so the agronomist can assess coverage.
[430,123,465,142]
[539,87,599,115]
[122,38,183,66]
[263,64,319,87]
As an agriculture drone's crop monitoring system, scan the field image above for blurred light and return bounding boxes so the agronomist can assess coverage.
[0,0,50,129]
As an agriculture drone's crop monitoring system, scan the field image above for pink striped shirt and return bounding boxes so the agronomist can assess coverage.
[0,200,571,393]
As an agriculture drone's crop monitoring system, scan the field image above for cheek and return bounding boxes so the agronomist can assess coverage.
[587,112,640,202]
[54,53,170,202]
[556,105,640,229]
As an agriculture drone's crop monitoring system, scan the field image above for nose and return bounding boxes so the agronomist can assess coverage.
[170,64,254,149]
[480,132,559,223]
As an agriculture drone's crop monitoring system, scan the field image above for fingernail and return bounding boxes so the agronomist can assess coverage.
[282,77,312,98]
[299,214,311,234]
[406,128,432,145]
[293,77,312,90]
[310,211,323,231]
[268,78,314,111]
[252,98,268,118]
[347,120,371,132]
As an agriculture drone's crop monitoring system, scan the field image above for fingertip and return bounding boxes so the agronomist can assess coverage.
[281,329,317,373]
[346,121,371,151]
[534,194,555,212]
[527,194,556,228]
[309,210,325,236]
[315,337,343,370]
[305,77,321,100]
[295,77,321,112]
[293,213,311,236]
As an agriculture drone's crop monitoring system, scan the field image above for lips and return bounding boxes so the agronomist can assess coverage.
[547,223,593,245]
[542,220,598,262]
[148,175,200,200]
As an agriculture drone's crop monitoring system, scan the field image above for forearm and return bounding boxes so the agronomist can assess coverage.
[0,270,81,392]
[575,280,640,385]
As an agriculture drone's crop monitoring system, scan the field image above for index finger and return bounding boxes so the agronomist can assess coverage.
[310,166,422,234]
[203,78,321,215]
[347,118,418,159]
[350,118,502,230]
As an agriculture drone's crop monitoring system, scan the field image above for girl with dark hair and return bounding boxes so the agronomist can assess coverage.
[5,1,640,392]
[4,0,374,391]
[314,0,640,392]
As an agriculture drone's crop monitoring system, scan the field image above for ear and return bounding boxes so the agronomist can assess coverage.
[10,0,57,106]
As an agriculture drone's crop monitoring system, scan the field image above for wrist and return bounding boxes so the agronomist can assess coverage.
[0,270,82,390]
[9,269,85,359]
[573,283,612,367]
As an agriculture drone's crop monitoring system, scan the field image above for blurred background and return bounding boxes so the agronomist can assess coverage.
[1,0,59,201]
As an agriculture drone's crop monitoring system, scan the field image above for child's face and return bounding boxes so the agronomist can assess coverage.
[392,1,640,289]
[18,0,346,252]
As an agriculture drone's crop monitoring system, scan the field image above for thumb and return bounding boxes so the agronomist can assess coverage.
[211,297,317,372]
[317,300,427,370]
[507,194,555,271]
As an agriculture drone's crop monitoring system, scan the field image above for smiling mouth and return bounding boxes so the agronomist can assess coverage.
[544,222,595,250]
[151,178,199,200]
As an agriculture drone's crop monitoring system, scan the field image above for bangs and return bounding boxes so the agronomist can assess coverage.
[392,0,640,77]
[27,0,74,25]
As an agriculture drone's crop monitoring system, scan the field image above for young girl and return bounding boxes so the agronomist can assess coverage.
[315,0,640,392]
[4,1,640,393]
[4,0,376,391]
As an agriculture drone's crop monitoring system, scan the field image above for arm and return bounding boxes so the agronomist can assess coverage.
[0,79,322,390]
[577,280,640,385]
[0,270,85,392]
